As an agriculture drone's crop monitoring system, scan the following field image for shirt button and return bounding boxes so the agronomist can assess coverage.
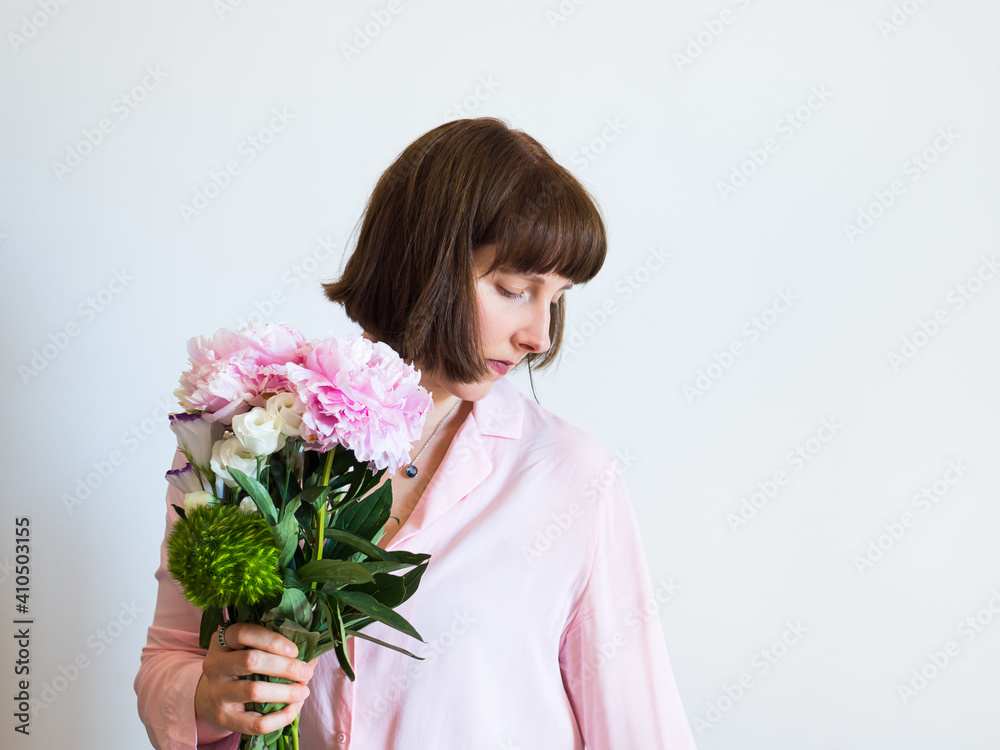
[335,732,348,743]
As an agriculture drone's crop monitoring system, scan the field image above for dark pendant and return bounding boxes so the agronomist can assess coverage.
[405,465,418,478]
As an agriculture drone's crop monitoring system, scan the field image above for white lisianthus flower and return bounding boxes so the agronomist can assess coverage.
[232,407,287,457]
[238,497,258,514]
[183,491,217,513]
[210,435,261,488]
[265,392,304,438]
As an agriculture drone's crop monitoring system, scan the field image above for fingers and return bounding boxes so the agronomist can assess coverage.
[203,683,308,738]
[204,622,315,687]
[216,622,236,651]
[196,622,319,737]
[226,700,306,738]
[196,646,312,738]
[216,676,311,709]
[208,645,315,683]
[217,622,298,658]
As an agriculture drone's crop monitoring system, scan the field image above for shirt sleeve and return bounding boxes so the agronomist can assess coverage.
[133,448,240,750]
[558,457,698,750]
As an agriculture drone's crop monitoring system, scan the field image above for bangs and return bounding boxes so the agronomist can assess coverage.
[476,162,607,285]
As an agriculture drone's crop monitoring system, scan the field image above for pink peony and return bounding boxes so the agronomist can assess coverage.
[175,322,307,425]
[285,333,433,475]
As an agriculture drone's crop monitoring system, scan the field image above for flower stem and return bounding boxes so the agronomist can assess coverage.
[313,450,335,566]
[284,440,295,499]
[291,716,300,750]
[186,454,210,493]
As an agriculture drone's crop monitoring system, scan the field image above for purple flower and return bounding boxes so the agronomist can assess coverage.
[168,412,225,471]
[165,462,211,495]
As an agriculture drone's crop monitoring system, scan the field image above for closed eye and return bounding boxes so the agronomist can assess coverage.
[498,286,524,300]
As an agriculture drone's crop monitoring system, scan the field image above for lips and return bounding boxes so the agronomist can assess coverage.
[488,360,510,375]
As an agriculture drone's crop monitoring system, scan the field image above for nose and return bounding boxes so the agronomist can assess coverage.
[515,303,552,355]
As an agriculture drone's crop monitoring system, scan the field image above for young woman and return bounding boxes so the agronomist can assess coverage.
[135,117,697,749]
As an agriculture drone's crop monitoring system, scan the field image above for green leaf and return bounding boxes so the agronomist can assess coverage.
[322,528,401,563]
[293,485,332,512]
[325,594,355,682]
[354,463,388,500]
[275,495,302,568]
[228,467,277,525]
[326,444,357,482]
[262,727,284,746]
[282,567,308,591]
[279,492,302,523]
[320,594,348,652]
[269,449,290,504]
[296,559,375,587]
[332,597,347,644]
[332,479,392,544]
[327,589,423,641]
[342,615,374,631]
[342,465,369,505]
[262,588,312,629]
[344,572,407,608]
[295,501,315,548]
[198,607,222,649]
[330,458,385,516]
[274,620,323,662]
[359,560,412,575]
[334,635,355,681]
[399,562,430,606]
[385,550,432,566]
[345,628,425,660]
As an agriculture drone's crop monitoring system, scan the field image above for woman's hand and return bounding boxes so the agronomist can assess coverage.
[194,622,318,742]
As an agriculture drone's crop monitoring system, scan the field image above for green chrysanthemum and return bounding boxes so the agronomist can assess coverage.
[167,504,284,610]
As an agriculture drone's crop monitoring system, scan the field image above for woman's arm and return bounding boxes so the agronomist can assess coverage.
[558,457,699,750]
[134,449,238,750]
[134,450,311,749]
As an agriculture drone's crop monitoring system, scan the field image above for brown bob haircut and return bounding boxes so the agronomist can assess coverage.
[322,117,607,385]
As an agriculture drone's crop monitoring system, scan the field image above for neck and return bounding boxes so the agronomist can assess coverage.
[425,391,464,432]
[423,380,461,415]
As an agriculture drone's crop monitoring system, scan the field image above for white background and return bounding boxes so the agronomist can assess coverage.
[2,1,999,748]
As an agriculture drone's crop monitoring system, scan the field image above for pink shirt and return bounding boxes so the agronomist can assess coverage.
[135,377,698,749]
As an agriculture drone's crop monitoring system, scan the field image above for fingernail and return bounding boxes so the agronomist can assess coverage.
[302,665,314,680]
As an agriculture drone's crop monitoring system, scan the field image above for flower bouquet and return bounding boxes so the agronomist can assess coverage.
[163,322,435,750]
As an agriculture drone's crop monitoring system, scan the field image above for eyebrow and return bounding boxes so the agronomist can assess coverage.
[517,273,574,291]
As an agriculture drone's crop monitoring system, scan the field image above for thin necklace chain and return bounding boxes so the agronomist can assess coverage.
[405,397,463,474]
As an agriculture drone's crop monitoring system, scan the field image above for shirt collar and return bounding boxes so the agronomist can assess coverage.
[384,377,522,549]
[471,377,523,439]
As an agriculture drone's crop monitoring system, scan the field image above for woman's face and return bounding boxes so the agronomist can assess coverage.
[418,244,574,404]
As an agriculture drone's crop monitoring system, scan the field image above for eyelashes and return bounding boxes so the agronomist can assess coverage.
[498,287,525,300]
[496,284,565,305]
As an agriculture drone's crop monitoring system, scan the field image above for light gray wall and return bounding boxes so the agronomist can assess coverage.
[2,1,998,748]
